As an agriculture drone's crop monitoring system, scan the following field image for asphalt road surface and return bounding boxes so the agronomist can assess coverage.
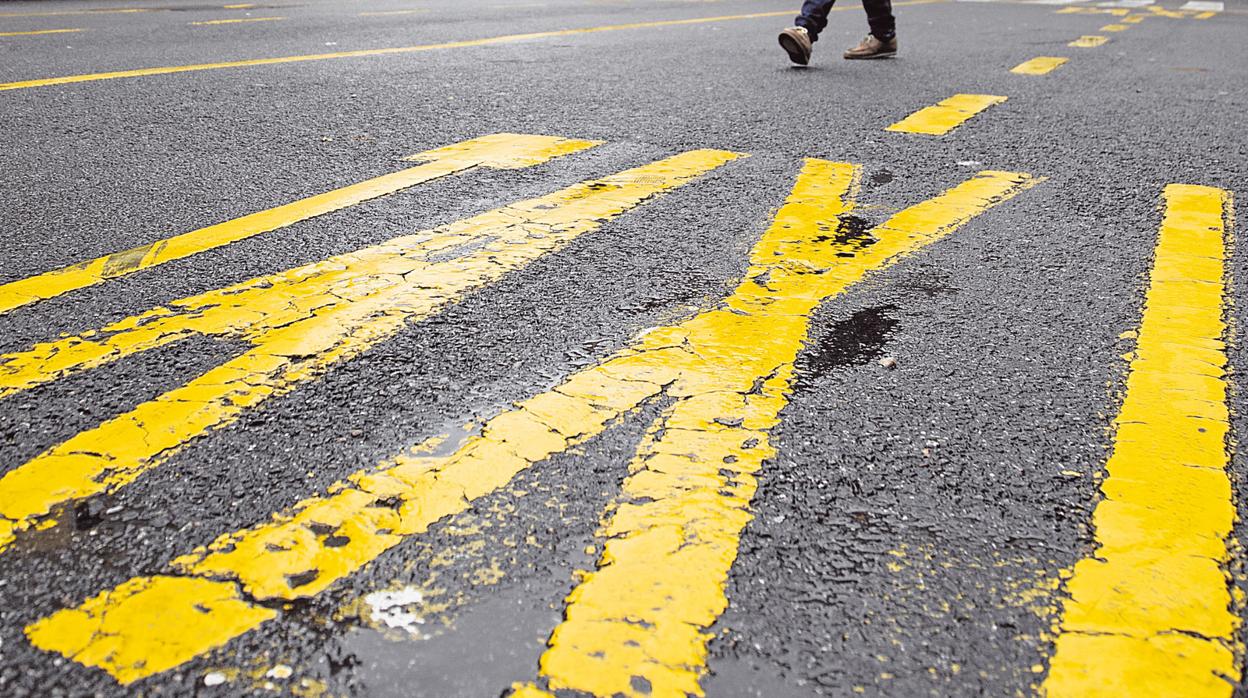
[1,0,1245,695]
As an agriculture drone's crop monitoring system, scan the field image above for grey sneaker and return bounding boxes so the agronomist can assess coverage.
[843,34,898,59]
[779,26,813,66]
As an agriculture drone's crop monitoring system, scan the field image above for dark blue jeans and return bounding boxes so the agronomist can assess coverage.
[795,0,895,41]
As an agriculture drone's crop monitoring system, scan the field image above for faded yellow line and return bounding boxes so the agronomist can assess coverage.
[0,133,588,316]
[26,163,1037,686]
[0,0,945,92]
[0,148,739,560]
[189,16,286,25]
[0,28,84,37]
[1010,56,1068,75]
[1100,22,1129,30]
[1120,13,1146,23]
[886,93,1007,136]
[1044,185,1238,696]
[1068,35,1108,47]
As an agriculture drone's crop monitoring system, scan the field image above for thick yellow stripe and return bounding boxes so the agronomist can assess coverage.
[1068,35,1108,47]
[525,167,1041,698]
[0,133,595,316]
[0,0,944,92]
[886,94,1007,136]
[189,16,285,25]
[1011,56,1068,75]
[25,164,1038,687]
[0,149,740,559]
[1043,186,1238,697]
[0,28,84,37]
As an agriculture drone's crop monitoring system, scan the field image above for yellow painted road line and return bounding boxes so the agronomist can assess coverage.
[1120,13,1145,22]
[1056,6,1130,14]
[524,167,1042,698]
[0,28,84,37]
[0,133,592,316]
[27,163,1038,686]
[189,16,286,25]
[1068,34,1108,47]
[0,0,945,92]
[1044,185,1238,697]
[0,149,739,559]
[886,94,1007,136]
[1101,22,1129,30]
[1011,56,1068,74]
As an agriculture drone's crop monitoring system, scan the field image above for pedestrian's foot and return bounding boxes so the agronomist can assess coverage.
[779,26,813,66]
[843,34,897,59]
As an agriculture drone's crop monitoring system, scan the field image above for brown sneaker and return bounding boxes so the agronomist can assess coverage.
[843,34,898,59]
[779,26,813,66]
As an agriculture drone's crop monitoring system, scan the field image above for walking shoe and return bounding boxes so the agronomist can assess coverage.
[779,26,813,66]
[843,34,897,59]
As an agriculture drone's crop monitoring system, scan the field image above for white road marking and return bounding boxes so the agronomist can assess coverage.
[1180,0,1222,10]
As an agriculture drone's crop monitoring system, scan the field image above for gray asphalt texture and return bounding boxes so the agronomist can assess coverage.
[1,0,1246,695]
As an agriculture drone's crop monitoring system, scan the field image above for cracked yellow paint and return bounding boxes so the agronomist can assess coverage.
[886,94,1007,136]
[1043,185,1238,697]
[0,133,597,316]
[1068,35,1108,47]
[26,163,1038,686]
[525,165,1041,698]
[1010,56,1068,75]
[0,148,739,556]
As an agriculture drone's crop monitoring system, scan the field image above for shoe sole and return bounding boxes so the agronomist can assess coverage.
[844,50,897,60]
[778,34,810,66]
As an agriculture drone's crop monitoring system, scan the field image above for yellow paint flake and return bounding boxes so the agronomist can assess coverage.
[1044,186,1239,696]
[886,94,1008,136]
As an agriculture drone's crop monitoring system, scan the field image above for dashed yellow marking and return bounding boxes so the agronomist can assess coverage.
[1044,185,1238,697]
[1010,56,1068,75]
[0,28,84,37]
[0,148,740,558]
[26,163,1038,686]
[1120,13,1146,23]
[0,133,589,316]
[189,16,285,25]
[1101,23,1130,30]
[886,94,1007,136]
[1068,35,1108,47]
[0,0,944,92]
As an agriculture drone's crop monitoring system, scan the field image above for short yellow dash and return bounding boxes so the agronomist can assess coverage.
[1120,13,1146,23]
[1068,35,1108,47]
[1044,185,1239,697]
[0,133,593,316]
[1010,56,1068,75]
[26,163,1037,687]
[1101,23,1129,30]
[0,148,739,563]
[0,28,84,37]
[1195,10,1217,18]
[0,0,942,92]
[886,93,1007,136]
[189,16,285,25]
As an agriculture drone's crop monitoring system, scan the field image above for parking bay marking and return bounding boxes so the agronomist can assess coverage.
[26,164,1040,687]
[0,133,598,316]
[0,148,740,558]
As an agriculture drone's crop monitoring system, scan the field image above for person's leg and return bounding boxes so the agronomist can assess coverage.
[862,0,895,40]
[794,0,838,42]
